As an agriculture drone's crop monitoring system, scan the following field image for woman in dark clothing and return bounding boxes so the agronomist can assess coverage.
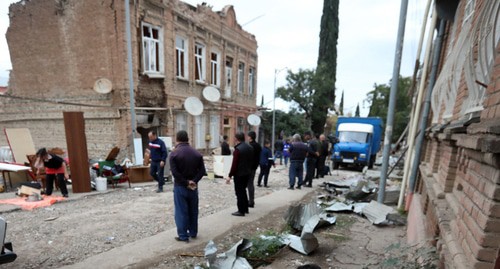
[35,148,69,197]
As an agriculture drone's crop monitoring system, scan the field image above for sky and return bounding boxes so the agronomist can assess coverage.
[0,0,428,116]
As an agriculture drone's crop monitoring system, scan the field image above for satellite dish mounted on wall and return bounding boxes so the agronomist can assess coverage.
[184,96,204,116]
[247,114,261,126]
[93,78,113,94]
[202,86,221,102]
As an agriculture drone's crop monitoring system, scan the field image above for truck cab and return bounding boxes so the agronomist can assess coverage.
[331,117,383,169]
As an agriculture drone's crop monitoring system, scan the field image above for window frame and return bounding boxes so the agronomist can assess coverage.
[194,43,206,82]
[237,62,245,93]
[175,35,189,79]
[141,22,164,76]
[210,51,221,87]
[248,67,255,96]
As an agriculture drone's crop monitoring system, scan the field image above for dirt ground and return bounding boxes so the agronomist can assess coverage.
[149,191,411,269]
[1,160,425,269]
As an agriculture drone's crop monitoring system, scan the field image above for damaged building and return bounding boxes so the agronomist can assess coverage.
[409,0,500,268]
[0,0,258,158]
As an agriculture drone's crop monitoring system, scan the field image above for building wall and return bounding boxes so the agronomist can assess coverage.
[417,0,500,268]
[1,0,258,159]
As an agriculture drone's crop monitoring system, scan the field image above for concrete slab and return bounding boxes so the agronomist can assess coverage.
[62,188,315,269]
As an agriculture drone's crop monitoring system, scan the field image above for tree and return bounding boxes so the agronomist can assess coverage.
[338,90,344,116]
[276,69,316,124]
[365,76,412,141]
[259,108,308,141]
[355,103,360,117]
[312,0,340,134]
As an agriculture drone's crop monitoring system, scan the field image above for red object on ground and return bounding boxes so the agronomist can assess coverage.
[0,195,66,210]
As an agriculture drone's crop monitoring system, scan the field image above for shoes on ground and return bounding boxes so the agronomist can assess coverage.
[63,194,69,198]
[287,186,294,190]
[248,204,254,208]
[305,184,312,188]
[156,189,163,193]
[174,237,189,242]
[231,211,245,217]
[296,186,301,189]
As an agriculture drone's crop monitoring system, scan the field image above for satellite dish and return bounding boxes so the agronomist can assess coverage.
[184,97,204,116]
[247,114,261,126]
[93,78,112,94]
[202,86,221,102]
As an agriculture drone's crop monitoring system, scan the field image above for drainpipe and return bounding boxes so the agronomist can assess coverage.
[398,6,438,210]
[407,19,447,207]
[125,0,137,160]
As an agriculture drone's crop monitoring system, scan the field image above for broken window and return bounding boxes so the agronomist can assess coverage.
[248,67,255,96]
[176,113,187,133]
[142,23,163,74]
[210,51,220,87]
[225,57,233,98]
[238,62,245,93]
[195,43,206,82]
[175,36,188,79]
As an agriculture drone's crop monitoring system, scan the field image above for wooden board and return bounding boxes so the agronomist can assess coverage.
[63,112,91,193]
[4,128,36,164]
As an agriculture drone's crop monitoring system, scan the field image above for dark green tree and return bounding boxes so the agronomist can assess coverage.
[259,108,308,141]
[276,69,316,124]
[338,90,344,116]
[355,103,360,117]
[313,0,339,134]
[365,76,412,141]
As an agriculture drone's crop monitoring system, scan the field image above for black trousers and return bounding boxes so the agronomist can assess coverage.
[234,175,250,214]
[304,158,317,186]
[46,173,68,196]
[316,156,327,178]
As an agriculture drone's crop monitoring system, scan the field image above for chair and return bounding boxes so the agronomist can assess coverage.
[0,217,17,265]
[97,160,131,189]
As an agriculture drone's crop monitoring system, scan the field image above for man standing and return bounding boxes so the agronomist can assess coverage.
[304,131,320,188]
[247,131,261,208]
[148,131,168,193]
[317,134,329,178]
[274,138,284,165]
[220,135,231,155]
[169,130,206,242]
[227,132,254,216]
[288,134,308,189]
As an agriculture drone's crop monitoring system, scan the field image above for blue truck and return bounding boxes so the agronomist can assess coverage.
[331,117,383,169]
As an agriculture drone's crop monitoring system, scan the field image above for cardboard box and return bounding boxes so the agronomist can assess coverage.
[128,166,153,183]
[18,185,41,196]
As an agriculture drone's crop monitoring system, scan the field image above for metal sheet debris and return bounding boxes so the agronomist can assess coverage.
[325,202,353,212]
[361,200,396,225]
[205,239,253,269]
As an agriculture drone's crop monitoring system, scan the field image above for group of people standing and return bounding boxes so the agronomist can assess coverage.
[286,132,330,190]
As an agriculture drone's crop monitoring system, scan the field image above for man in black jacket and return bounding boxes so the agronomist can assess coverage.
[227,132,254,216]
[304,131,319,187]
[247,131,261,208]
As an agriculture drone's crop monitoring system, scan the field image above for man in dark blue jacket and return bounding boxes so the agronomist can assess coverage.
[169,130,206,242]
[148,131,168,192]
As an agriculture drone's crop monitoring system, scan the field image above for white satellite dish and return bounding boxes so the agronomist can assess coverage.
[184,97,204,116]
[247,114,261,126]
[93,78,113,94]
[202,86,221,102]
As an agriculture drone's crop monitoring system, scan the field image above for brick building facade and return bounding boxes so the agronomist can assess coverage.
[413,0,500,268]
[0,0,258,159]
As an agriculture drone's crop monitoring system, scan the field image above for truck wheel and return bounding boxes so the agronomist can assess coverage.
[333,162,340,170]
